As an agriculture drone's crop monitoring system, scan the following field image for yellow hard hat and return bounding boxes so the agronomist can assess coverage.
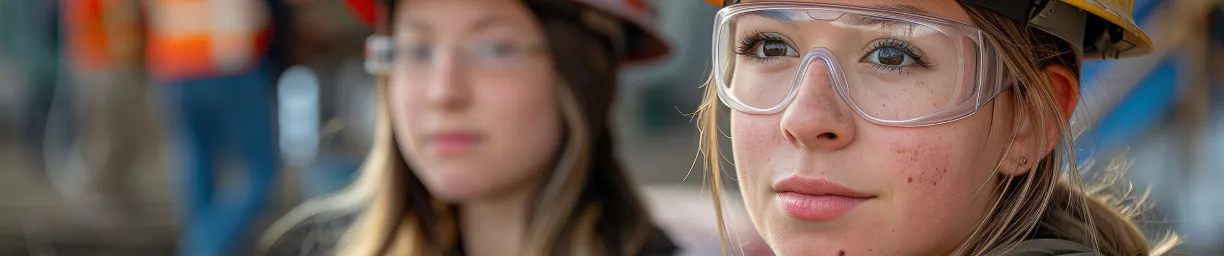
[702,0,1153,60]
[1056,0,1151,58]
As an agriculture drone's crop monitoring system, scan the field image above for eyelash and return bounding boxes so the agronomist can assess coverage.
[859,38,934,73]
[734,31,791,62]
[732,33,935,75]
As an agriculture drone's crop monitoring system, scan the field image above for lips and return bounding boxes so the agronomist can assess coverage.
[427,131,483,157]
[773,177,874,221]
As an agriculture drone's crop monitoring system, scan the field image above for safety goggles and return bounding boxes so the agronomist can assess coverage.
[712,2,1010,127]
[364,35,549,76]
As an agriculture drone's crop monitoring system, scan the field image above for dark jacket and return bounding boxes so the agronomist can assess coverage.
[1005,239,1099,256]
[262,210,679,256]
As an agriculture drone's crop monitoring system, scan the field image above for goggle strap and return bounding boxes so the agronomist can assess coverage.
[958,0,1044,23]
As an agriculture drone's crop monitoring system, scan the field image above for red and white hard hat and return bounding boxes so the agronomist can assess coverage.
[568,0,671,63]
[344,0,671,63]
[344,0,380,27]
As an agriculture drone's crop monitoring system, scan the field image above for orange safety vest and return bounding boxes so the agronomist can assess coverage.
[145,0,272,81]
[64,0,144,74]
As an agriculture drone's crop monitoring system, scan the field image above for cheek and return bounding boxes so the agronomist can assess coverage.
[728,112,791,222]
[479,80,563,156]
[468,76,564,186]
[729,112,786,179]
[883,129,955,188]
[872,105,998,196]
[730,113,783,161]
[388,78,424,152]
[873,109,999,243]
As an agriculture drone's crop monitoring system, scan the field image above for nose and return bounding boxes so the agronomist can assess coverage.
[425,51,470,110]
[780,51,856,151]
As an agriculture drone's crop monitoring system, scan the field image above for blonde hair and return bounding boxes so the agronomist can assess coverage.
[693,4,1179,256]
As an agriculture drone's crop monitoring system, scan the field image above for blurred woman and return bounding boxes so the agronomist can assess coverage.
[693,0,1178,255]
[262,0,676,255]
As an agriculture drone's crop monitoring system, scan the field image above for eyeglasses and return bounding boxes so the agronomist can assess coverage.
[712,2,1010,127]
[365,35,548,77]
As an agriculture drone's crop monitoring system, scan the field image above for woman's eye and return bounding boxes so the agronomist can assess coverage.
[867,47,916,67]
[755,40,798,58]
[404,45,432,62]
[475,41,519,59]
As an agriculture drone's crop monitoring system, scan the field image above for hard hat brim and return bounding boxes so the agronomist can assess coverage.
[1059,0,1153,58]
[570,0,673,64]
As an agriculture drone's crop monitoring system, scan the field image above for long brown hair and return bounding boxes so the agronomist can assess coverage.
[262,1,660,255]
[693,4,1179,256]
[953,5,1179,255]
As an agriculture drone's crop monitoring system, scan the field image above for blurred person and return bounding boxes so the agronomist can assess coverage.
[0,0,62,167]
[692,0,1179,255]
[259,0,679,255]
[145,0,286,255]
[60,0,151,227]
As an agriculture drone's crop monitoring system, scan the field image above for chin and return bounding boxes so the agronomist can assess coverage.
[425,182,488,203]
[768,240,855,256]
[429,189,478,203]
[758,220,857,256]
[417,168,489,202]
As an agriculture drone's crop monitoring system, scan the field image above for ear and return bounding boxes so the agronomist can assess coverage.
[1046,65,1080,123]
[1000,65,1079,176]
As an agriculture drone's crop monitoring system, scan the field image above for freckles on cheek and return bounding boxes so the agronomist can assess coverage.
[891,136,951,188]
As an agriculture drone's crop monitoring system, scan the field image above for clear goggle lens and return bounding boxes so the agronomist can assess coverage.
[713,4,1006,127]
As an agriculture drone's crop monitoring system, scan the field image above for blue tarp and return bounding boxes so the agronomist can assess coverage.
[1073,0,1195,158]
[1076,58,1180,162]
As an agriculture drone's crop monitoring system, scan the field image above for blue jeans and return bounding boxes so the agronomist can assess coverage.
[164,63,278,256]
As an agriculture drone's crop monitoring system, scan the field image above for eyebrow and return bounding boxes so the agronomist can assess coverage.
[397,14,518,36]
[399,18,427,33]
[842,4,932,27]
[740,10,802,26]
[870,4,934,16]
[470,15,516,32]
[739,4,933,27]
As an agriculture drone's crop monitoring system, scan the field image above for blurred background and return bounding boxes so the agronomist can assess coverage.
[0,0,1220,255]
